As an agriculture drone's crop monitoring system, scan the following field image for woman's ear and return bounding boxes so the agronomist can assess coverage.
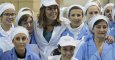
[52,48,61,55]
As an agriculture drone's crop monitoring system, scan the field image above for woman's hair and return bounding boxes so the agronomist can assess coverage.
[52,45,61,55]
[68,6,83,17]
[37,5,61,28]
[18,14,33,25]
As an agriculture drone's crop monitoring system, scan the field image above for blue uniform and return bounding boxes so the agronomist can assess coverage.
[0,48,3,59]
[30,31,37,44]
[75,35,115,60]
[109,28,115,39]
[1,48,41,60]
[109,21,115,29]
[61,25,88,40]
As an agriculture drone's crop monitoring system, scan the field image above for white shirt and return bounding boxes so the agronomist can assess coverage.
[0,23,15,52]
[67,23,84,39]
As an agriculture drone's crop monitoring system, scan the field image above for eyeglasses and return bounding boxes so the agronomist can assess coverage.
[3,13,16,17]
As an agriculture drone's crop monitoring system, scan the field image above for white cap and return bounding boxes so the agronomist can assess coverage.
[67,4,84,18]
[41,0,58,7]
[0,2,15,16]
[18,7,33,14]
[88,15,108,31]
[58,36,77,47]
[103,3,114,14]
[10,26,29,41]
[16,11,33,25]
[85,2,100,15]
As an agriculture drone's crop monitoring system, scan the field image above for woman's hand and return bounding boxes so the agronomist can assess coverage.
[105,36,115,44]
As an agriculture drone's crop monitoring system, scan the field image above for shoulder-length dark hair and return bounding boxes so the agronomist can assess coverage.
[37,5,61,28]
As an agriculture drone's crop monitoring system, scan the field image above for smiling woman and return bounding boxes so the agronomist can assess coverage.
[1,26,41,60]
[75,15,115,60]
[34,0,66,60]
[0,2,16,52]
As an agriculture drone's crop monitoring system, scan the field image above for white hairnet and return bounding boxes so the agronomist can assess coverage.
[103,3,114,15]
[58,35,77,47]
[11,26,29,41]
[67,4,84,18]
[0,2,15,16]
[18,7,33,14]
[88,15,108,32]
[16,11,33,25]
[84,2,100,15]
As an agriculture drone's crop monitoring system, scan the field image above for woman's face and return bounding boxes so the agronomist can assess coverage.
[104,6,113,21]
[60,46,75,60]
[69,9,83,27]
[45,5,58,21]
[1,8,16,25]
[86,6,100,20]
[93,20,108,39]
[20,17,33,34]
[13,33,28,52]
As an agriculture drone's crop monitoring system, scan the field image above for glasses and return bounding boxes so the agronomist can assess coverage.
[3,13,16,17]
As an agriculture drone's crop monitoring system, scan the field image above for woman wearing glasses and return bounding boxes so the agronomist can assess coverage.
[0,3,16,52]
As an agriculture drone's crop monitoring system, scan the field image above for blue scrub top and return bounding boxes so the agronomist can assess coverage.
[61,25,88,40]
[75,35,115,60]
[0,48,3,59]
[30,31,37,44]
[1,48,41,60]
[109,21,115,29]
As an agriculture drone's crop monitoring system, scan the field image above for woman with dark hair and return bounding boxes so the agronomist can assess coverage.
[16,8,36,44]
[34,0,66,59]
[75,15,115,60]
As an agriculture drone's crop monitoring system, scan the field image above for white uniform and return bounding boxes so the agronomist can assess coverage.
[0,24,15,52]
[34,21,66,60]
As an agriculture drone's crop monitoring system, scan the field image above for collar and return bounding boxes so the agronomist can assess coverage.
[0,23,15,36]
[11,47,31,59]
[68,23,84,33]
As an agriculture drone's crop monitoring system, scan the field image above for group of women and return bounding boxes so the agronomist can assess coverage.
[0,0,115,60]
